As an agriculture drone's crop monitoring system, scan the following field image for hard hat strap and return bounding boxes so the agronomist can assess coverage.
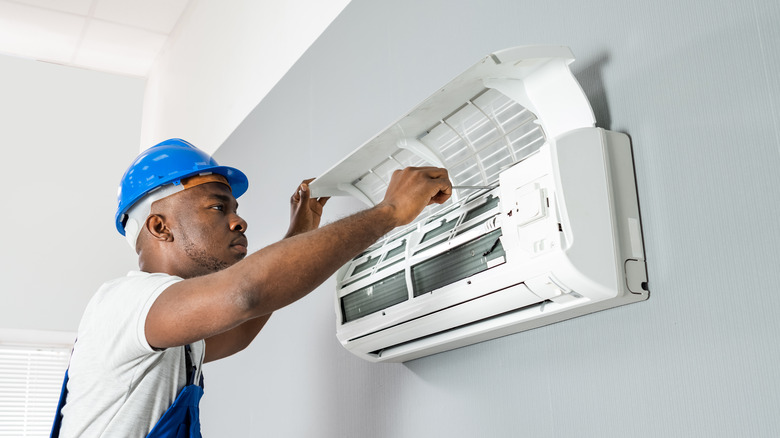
[123,183,184,250]
[180,173,230,190]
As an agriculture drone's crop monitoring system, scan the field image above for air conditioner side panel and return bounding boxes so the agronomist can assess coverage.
[551,128,620,299]
[553,128,648,299]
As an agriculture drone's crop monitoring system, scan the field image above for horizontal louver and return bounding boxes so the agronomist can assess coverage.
[411,229,505,296]
[0,345,70,437]
[342,271,408,323]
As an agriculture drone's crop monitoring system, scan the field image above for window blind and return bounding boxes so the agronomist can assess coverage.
[0,345,70,437]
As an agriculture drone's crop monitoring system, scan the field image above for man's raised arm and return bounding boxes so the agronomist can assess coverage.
[200,178,330,362]
[145,167,452,351]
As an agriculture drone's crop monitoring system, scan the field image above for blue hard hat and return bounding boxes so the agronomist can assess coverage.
[115,138,249,236]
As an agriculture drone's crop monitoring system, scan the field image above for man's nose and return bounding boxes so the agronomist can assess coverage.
[230,214,248,232]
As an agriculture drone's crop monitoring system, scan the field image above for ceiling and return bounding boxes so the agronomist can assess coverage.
[0,0,192,77]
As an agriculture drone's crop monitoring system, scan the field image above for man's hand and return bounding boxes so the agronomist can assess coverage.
[285,178,330,238]
[379,167,452,227]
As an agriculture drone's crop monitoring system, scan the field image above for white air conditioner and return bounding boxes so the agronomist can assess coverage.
[309,46,649,363]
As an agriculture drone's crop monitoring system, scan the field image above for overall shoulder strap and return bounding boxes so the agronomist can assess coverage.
[50,339,76,438]
[184,344,195,386]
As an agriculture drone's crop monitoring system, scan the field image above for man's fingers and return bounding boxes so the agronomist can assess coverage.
[317,196,331,207]
[299,183,311,201]
[426,189,451,205]
[425,167,450,181]
[293,179,316,203]
[426,169,452,205]
[430,191,451,205]
[428,189,452,205]
[381,166,453,226]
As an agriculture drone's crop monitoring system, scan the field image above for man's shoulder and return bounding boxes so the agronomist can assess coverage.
[103,270,181,288]
[91,271,183,305]
[78,271,185,341]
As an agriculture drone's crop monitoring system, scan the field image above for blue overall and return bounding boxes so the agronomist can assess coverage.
[50,345,204,438]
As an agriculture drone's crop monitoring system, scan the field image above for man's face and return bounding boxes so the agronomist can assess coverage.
[161,182,248,277]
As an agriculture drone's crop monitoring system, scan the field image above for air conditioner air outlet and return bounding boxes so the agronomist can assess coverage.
[368,298,554,359]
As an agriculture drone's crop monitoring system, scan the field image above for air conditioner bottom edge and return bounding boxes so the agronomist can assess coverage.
[358,284,648,363]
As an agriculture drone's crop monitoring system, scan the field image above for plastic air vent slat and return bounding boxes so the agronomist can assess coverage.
[368,298,550,358]
[411,229,505,296]
[341,271,408,323]
[454,215,494,237]
[393,149,428,168]
[420,218,459,244]
[385,240,407,259]
[416,88,545,189]
[445,103,500,151]
[352,256,381,276]
[377,259,404,273]
[463,195,500,223]
[507,126,545,158]
[473,91,531,134]
[479,140,514,182]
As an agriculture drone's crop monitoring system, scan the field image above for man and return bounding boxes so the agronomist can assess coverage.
[51,138,452,437]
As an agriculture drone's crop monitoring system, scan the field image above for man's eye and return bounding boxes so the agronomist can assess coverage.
[211,205,224,211]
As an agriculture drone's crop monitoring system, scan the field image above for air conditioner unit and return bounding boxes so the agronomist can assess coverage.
[309,46,649,363]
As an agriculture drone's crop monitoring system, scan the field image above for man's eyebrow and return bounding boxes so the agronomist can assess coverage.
[208,193,238,208]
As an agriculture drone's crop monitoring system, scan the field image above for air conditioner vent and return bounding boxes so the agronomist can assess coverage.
[341,271,408,323]
[412,229,505,296]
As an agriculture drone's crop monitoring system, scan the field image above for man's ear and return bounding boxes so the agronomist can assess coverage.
[146,214,174,242]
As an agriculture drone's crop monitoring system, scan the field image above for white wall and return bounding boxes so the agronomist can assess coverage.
[0,0,352,333]
[204,0,780,436]
[140,0,352,154]
[0,55,143,333]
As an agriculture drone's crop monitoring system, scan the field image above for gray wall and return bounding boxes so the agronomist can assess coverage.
[205,0,780,436]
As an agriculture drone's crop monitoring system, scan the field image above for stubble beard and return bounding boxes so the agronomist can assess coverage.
[179,230,240,277]
[183,243,232,275]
